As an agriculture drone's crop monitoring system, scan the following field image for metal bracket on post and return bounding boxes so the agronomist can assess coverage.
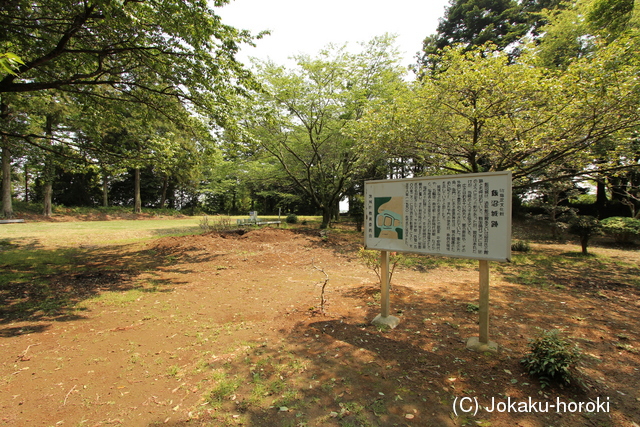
[467,260,498,352]
[372,250,400,329]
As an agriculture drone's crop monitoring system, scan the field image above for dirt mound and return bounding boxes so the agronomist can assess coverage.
[153,227,322,256]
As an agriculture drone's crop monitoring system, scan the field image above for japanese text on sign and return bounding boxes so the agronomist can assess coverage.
[364,172,511,262]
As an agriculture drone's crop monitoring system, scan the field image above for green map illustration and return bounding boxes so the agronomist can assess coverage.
[374,197,403,239]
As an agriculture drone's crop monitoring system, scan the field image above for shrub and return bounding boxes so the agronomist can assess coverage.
[199,215,211,232]
[601,216,640,243]
[465,303,480,313]
[199,215,233,232]
[357,248,404,287]
[521,329,579,388]
[567,215,602,254]
[511,240,531,252]
[286,213,298,224]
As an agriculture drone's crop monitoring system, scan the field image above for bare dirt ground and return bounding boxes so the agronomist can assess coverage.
[1,222,639,427]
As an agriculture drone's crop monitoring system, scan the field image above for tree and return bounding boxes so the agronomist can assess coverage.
[528,164,583,238]
[419,0,563,70]
[239,37,405,228]
[0,0,256,100]
[532,0,640,215]
[568,215,603,254]
[355,42,640,190]
[1,0,258,216]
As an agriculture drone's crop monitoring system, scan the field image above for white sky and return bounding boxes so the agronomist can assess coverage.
[216,0,450,69]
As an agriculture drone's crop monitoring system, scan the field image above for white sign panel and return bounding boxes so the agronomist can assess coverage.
[364,172,512,262]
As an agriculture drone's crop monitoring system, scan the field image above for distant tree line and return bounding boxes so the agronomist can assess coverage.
[1,0,639,228]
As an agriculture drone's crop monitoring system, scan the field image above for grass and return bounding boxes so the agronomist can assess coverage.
[2,214,322,248]
[207,371,243,408]
[500,248,640,288]
[0,217,245,322]
[1,218,204,247]
[82,288,147,307]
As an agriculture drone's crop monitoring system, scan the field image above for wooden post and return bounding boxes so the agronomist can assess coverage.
[466,260,498,352]
[380,250,390,317]
[479,260,490,344]
[371,250,400,329]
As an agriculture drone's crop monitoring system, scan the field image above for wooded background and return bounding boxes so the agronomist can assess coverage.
[1,0,639,229]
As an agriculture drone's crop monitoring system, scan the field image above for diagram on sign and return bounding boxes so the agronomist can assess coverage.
[375,197,403,239]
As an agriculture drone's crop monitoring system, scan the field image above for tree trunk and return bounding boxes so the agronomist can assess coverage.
[43,179,53,217]
[320,206,332,229]
[581,236,589,255]
[159,174,168,209]
[42,115,54,217]
[1,142,13,218]
[102,171,109,207]
[595,179,608,216]
[24,163,28,204]
[134,168,142,214]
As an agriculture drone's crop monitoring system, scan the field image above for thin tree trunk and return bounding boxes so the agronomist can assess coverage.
[43,179,52,217]
[134,168,141,214]
[595,179,608,215]
[320,206,332,229]
[24,163,28,204]
[1,142,13,218]
[102,170,109,207]
[581,236,589,255]
[42,115,54,217]
[159,174,168,209]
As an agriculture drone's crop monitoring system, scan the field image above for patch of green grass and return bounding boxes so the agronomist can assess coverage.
[0,218,205,248]
[369,398,387,416]
[84,289,146,307]
[614,342,638,354]
[502,250,639,289]
[465,303,480,313]
[167,365,180,377]
[337,401,371,426]
[207,372,243,408]
[272,388,302,408]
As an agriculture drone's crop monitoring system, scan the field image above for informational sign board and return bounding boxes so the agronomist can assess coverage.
[364,171,512,262]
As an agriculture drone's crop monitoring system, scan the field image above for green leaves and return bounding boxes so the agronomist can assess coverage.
[354,39,640,187]
[601,216,640,242]
[237,38,405,227]
[521,329,580,388]
[0,52,24,76]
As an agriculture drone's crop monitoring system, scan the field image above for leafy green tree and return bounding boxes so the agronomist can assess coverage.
[239,37,405,228]
[355,42,640,190]
[532,1,640,215]
[588,0,636,40]
[528,164,583,238]
[419,0,563,70]
[1,0,257,216]
[568,215,603,254]
[0,0,256,101]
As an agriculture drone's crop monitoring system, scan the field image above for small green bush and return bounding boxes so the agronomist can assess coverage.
[601,216,640,243]
[286,213,298,224]
[521,329,579,388]
[511,240,531,252]
[465,303,480,313]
